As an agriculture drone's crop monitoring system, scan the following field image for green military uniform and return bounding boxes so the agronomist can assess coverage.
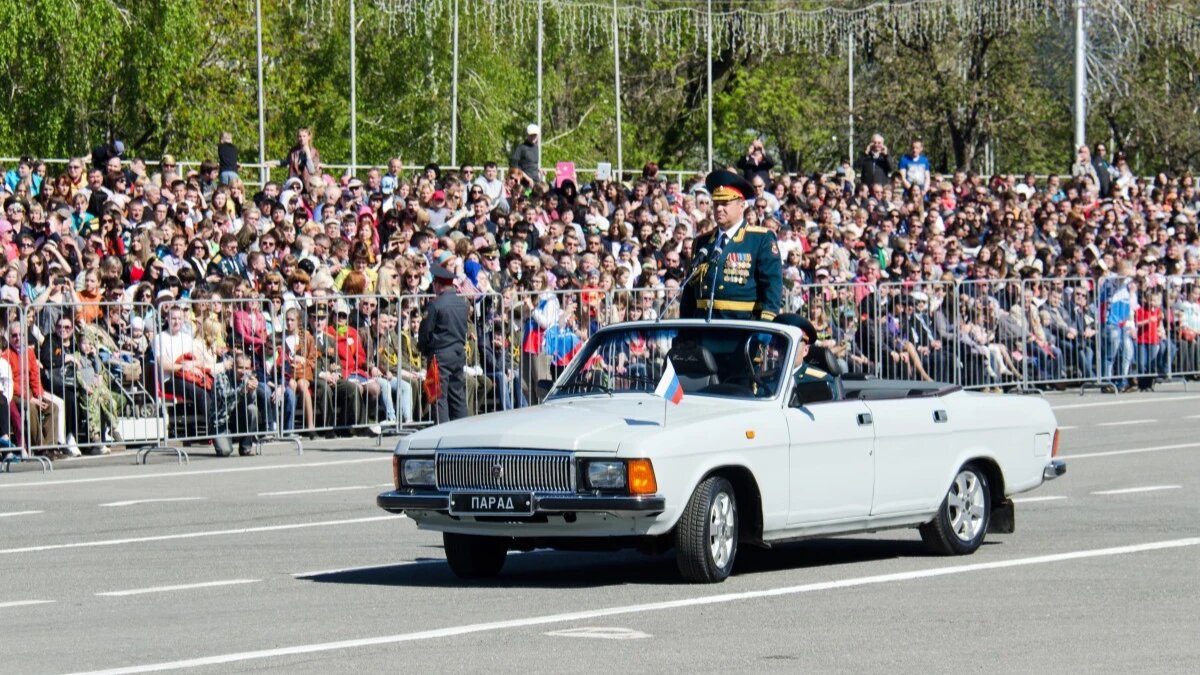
[681,219,783,321]
[790,361,838,404]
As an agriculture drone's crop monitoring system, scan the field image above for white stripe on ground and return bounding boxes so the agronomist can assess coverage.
[1063,442,1200,460]
[0,516,399,555]
[259,485,389,497]
[0,510,44,518]
[0,600,54,609]
[0,457,389,490]
[1092,485,1182,496]
[96,579,260,597]
[1097,419,1157,427]
[64,537,1200,675]
[1057,426,1078,431]
[1011,496,1068,503]
[1051,395,1200,410]
[100,498,206,508]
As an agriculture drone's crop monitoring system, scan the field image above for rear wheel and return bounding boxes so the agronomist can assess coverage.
[675,476,738,583]
[443,533,509,579]
[920,464,991,555]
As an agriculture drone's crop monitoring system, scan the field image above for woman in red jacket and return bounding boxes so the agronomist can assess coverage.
[326,300,381,431]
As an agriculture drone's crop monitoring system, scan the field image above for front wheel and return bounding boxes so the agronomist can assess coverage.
[443,533,509,579]
[675,476,738,583]
[919,464,991,555]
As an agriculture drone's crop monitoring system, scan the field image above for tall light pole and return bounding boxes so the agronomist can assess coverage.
[1074,0,1087,150]
[706,0,713,172]
[349,0,357,175]
[255,0,266,185]
[537,0,544,174]
[450,0,460,167]
[613,0,623,180]
[848,31,855,160]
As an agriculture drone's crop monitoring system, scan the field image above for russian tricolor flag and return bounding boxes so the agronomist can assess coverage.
[654,358,684,405]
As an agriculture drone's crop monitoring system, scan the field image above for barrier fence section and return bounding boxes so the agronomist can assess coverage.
[9,278,1199,468]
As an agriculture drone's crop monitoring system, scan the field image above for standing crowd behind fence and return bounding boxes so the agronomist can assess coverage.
[3,131,1200,464]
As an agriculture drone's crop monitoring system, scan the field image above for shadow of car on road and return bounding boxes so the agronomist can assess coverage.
[298,537,971,589]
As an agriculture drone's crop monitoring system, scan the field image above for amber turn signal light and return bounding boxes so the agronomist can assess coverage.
[392,455,401,490]
[627,459,658,495]
[1051,429,1061,458]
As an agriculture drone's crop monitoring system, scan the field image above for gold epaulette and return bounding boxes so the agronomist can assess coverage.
[745,226,770,233]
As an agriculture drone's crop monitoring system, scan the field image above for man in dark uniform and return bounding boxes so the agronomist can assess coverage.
[680,169,782,321]
[206,234,248,282]
[773,313,838,403]
[419,252,469,423]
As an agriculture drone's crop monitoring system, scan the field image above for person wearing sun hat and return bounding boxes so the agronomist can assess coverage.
[418,250,468,423]
[680,169,782,321]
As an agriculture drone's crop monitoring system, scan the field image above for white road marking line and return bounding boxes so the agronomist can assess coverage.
[1057,426,1077,431]
[545,627,652,640]
[0,510,44,518]
[1064,442,1200,460]
[0,515,399,555]
[97,579,260,597]
[260,486,375,497]
[1097,419,1157,427]
[1186,414,1200,420]
[1092,485,1182,496]
[0,600,54,609]
[100,498,206,508]
[64,537,1200,675]
[1011,496,1068,504]
[1051,395,1200,410]
[0,457,389,490]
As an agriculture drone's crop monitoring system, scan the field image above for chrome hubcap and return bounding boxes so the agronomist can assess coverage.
[709,492,735,568]
[947,470,986,542]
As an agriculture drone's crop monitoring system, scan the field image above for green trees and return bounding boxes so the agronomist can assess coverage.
[0,0,1196,177]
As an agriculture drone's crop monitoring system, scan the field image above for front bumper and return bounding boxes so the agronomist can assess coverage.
[377,490,666,515]
[1044,460,1067,480]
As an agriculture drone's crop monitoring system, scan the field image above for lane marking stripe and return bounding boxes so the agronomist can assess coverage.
[1092,485,1182,496]
[97,580,260,597]
[1097,419,1157,427]
[100,498,206,508]
[0,600,54,609]
[259,485,386,497]
[0,457,389,490]
[1052,395,1200,410]
[0,511,44,518]
[1011,496,1068,503]
[64,537,1200,675]
[0,516,399,555]
[1064,442,1200,460]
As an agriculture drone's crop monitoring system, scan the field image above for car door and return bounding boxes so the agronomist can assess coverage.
[785,398,876,526]
[864,397,955,516]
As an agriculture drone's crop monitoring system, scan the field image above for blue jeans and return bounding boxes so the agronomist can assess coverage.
[1103,325,1134,387]
[490,371,528,411]
[1136,343,1160,389]
[220,170,239,185]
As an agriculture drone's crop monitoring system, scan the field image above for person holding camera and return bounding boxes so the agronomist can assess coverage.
[854,134,892,187]
[736,139,775,184]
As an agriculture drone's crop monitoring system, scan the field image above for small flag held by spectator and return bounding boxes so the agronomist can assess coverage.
[654,358,684,405]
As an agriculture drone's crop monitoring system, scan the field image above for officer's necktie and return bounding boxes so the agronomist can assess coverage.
[713,233,728,263]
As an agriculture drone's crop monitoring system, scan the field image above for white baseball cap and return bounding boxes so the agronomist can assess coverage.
[526,123,540,136]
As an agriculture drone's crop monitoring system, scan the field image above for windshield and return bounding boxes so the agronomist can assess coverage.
[551,324,792,400]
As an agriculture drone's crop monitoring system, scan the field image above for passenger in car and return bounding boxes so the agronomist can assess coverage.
[773,313,838,404]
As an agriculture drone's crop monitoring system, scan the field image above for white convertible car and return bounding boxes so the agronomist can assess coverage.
[378,319,1065,583]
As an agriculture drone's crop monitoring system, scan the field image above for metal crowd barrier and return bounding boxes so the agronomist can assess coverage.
[9,275,1198,472]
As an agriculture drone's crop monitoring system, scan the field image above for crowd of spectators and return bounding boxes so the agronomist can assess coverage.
[3,126,1200,458]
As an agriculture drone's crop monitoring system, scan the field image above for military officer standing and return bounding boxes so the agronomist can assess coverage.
[419,251,469,423]
[681,169,782,321]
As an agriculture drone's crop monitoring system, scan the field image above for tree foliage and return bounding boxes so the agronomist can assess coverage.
[0,0,1197,179]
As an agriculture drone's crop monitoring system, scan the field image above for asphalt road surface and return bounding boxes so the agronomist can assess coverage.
[3,386,1199,674]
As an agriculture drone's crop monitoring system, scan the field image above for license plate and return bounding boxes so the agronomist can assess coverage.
[449,492,534,516]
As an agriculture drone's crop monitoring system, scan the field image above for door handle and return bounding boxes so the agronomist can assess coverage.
[857,413,873,426]
[933,410,949,423]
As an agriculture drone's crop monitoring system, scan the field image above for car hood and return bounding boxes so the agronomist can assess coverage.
[408,394,758,453]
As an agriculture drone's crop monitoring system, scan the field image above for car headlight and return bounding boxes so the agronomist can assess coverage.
[402,458,436,487]
[586,461,627,490]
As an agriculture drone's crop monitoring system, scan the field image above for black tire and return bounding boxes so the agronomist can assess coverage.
[443,532,509,579]
[675,475,738,583]
[920,463,991,555]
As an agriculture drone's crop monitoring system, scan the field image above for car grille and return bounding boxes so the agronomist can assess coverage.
[436,451,575,493]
